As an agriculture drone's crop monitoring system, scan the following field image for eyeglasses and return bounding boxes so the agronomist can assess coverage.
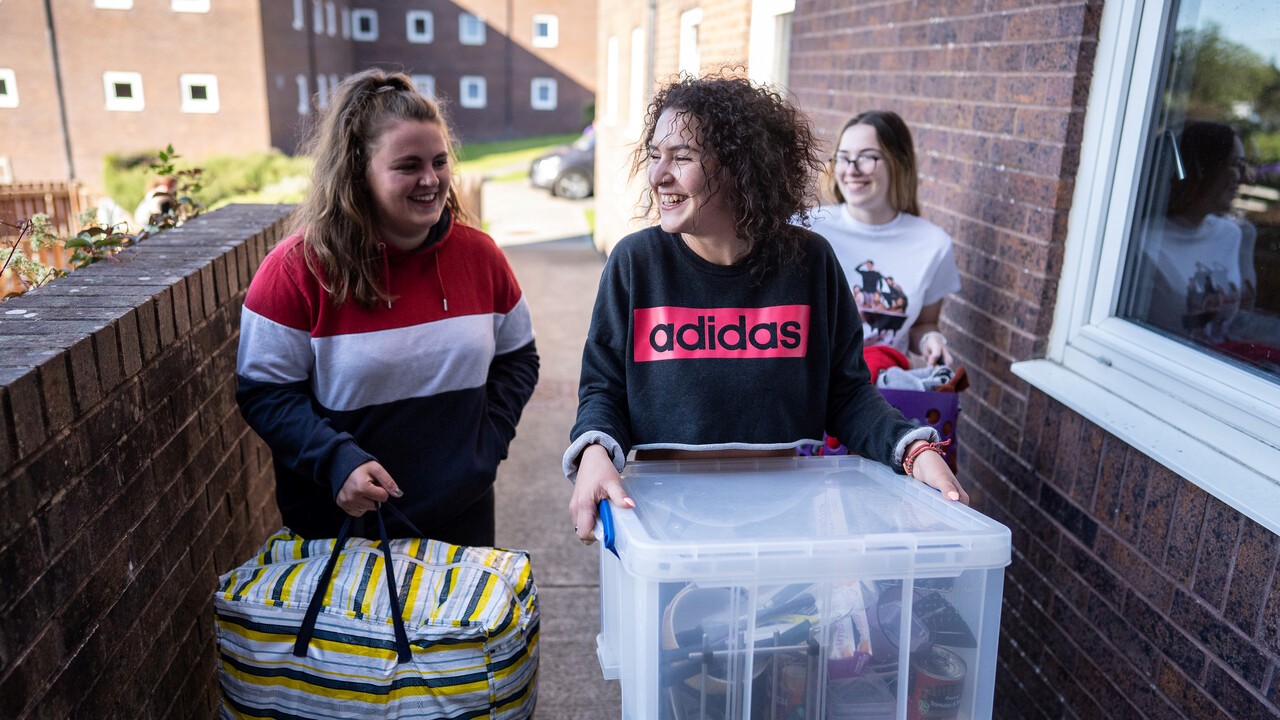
[836,153,883,175]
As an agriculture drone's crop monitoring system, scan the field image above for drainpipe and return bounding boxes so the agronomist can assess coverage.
[42,0,76,180]
[505,0,514,137]
[645,0,657,106]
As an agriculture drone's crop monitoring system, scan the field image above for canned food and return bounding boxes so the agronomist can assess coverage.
[906,645,965,720]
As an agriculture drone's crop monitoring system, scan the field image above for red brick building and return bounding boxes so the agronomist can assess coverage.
[0,0,596,192]
[593,1,1280,717]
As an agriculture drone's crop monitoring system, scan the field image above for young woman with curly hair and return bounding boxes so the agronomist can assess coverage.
[236,68,539,545]
[564,74,967,542]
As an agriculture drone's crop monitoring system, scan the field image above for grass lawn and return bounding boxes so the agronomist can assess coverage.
[456,133,579,179]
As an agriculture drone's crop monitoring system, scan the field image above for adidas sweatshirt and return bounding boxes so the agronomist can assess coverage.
[564,226,933,478]
[237,215,538,540]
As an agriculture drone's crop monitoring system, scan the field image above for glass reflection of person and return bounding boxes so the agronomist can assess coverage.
[1142,121,1254,344]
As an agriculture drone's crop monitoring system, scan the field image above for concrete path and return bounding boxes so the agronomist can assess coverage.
[484,176,623,718]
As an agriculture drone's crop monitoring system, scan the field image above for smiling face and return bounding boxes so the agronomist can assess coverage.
[1208,136,1247,215]
[365,118,451,251]
[647,108,739,247]
[835,123,896,225]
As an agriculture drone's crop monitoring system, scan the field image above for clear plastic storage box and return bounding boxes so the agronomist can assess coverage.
[594,456,1011,720]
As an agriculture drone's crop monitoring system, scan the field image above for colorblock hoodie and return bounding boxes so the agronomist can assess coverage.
[237,213,538,539]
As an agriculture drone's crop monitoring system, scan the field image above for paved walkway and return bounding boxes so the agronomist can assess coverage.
[484,176,623,718]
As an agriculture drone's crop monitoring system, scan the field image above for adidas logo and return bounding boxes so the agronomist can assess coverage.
[633,306,810,361]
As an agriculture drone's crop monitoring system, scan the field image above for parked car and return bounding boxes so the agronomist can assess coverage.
[529,129,595,200]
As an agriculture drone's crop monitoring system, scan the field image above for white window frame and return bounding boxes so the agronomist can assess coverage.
[351,8,378,41]
[312,0,323,32]
[406,10,433,43]
[411,74,435,99]
[679,8,702,78]
[532,14,558,48]
[604,36,619,126]
[316,74,329,109]
[179,73,219,113]
[295,74,309,115]
[102,71,144,112]
[628,27,645,138]
[459,76,486,109]
[1011,0,1280,535]
[94,0,133,9]
[292,0,304,30]
[0,156,12,185]
[747,0,794,88]
[326,1,336,35]
[459,13,486,45]
[0,68,18,109]
[530,77,557,110]
[171,0,210,12]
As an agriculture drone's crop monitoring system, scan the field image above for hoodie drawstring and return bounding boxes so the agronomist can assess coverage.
[378,242,392,309]
[435,255,448,313]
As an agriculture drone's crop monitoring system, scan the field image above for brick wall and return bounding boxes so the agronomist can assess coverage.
[0,205,292,718]
[789,1,1279,718]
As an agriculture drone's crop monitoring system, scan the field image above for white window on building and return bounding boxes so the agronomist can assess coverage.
[747,0,794,89]
[628,27,645,138]
[0,156,12,185]
[103,71,144,111]
[411,74,435,99]
[292,0,304,30]
[316,74,329,109]
[312,0,324,33]
[0,68,18,109]
[352,8,378,41]
[341,7,350,38]
[171,0,210,12]
[459,76,486,109]
[679,8,701,78]
[530,77,557,110]
[179,73,219,113]
[407,10,433,43]
[459,13,485,46]
[326,1,336,35]
[330,73,339,96]
[94,0,133,9]
[532,14,558,48]
[604,36,619,126]
[295,74,309,115]
[1014,0,1280,534]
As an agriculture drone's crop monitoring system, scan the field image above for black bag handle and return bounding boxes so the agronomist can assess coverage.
[293,504,418,663]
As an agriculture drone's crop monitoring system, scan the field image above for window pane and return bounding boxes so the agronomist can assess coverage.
[114,83,133,98]
[1119,2,1280,380]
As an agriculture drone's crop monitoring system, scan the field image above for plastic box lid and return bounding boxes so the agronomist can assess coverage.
[603,456,1011,583]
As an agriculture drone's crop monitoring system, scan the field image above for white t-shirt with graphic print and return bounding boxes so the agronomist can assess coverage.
[809,205,962,357]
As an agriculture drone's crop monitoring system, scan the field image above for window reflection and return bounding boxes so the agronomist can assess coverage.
[1122,9,1280,379]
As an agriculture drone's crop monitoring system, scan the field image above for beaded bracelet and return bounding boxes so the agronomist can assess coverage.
[903,438,952,477]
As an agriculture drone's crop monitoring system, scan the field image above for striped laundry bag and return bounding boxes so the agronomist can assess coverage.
[213,506,538,719]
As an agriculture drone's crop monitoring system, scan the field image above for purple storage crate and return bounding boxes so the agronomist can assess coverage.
[801,388,960,470]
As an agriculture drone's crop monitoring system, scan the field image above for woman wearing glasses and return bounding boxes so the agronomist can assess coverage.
[810,111,961,368]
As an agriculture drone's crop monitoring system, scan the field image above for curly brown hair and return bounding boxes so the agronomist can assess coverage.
[631,72,826,280]
[292,68,468,307]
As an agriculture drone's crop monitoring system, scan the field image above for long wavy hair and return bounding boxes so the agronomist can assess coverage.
[631,72,826,281]
[291,68,467,307]
[829,110,920,216]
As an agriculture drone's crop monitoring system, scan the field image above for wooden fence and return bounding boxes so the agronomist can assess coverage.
[1,181,96,297]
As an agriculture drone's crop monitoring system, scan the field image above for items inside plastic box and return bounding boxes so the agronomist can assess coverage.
[657,576,978,720]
